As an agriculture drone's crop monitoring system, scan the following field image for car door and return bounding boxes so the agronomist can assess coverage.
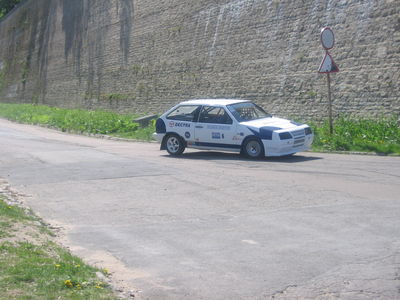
[165,105,200,142]
[194,105,240,150]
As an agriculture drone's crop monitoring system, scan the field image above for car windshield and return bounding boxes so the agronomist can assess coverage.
[227,102,271,122]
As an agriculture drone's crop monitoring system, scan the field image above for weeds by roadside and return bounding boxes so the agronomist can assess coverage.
[310,116,400,155]
[0,103,155,140]
[0,195,119,300]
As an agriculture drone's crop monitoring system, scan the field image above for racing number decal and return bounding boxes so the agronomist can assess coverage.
[212,132,221,139]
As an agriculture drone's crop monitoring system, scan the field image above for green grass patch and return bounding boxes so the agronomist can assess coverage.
[0,242,116,299]
[0,199,35,222]
[0,199,36,239]
[0,103,155,140]
[310,116,400,155]
[0,196,118,299]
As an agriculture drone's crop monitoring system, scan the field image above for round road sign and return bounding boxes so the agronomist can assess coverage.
[321,27,335,50]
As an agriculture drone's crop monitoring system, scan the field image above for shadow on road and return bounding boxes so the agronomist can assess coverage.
[162,151,322,163]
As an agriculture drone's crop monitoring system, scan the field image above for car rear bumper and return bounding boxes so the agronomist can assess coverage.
[153,133,165,143]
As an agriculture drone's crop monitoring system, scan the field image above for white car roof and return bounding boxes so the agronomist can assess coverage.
[180,99,250,106]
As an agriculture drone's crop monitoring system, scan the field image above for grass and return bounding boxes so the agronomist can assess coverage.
[0,199,35,239]
[0,103,155,140]
[310,116,400,155]
[0,196,118,300]
[0,102,398,155]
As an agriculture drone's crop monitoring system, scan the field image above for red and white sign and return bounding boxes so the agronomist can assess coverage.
[318,52,339,73]
[318,27,339,73]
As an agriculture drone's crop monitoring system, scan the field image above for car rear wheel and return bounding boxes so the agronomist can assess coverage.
[243,138,264,159]
[165,134,185,155]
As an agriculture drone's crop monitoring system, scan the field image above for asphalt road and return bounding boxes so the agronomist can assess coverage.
[0,118,399,300]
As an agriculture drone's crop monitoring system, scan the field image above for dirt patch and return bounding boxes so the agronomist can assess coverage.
[0,178,48,246]
[0,221,46,245]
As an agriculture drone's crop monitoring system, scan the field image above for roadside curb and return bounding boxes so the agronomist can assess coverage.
[311,150,400,157]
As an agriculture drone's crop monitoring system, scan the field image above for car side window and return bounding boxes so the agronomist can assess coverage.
[166,105,201,122]
[198,106,233,124]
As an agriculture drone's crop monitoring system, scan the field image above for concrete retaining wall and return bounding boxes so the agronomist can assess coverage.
[0,0,399,120]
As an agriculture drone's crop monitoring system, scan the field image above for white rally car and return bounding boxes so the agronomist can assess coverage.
[153,99,313,158]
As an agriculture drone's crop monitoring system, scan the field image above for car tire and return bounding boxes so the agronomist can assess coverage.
[165,134,185,155]
[243,138,264,159]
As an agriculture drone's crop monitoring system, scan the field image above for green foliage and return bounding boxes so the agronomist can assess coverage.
[0,103,156,139]
[310,116,400,155]
[0,0,21,19]
[112,119,156,141]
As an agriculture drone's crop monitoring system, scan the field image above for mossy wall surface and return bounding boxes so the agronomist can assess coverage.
[0,0,398,119]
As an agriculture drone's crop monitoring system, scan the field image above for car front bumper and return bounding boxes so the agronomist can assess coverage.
[263,133,314,156]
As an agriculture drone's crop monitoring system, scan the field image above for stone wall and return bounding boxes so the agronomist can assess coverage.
[0,0,399,120]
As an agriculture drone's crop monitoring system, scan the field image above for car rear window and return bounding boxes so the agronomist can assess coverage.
[166,105,201,122]
[198,106,233,124]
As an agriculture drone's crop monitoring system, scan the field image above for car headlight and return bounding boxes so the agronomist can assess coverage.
[279,132,292,140]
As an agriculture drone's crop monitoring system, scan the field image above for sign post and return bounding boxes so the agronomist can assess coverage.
[318,27,339,134]
[327,73,333,134]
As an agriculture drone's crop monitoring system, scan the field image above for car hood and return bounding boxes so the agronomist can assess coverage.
[241,117,303,130]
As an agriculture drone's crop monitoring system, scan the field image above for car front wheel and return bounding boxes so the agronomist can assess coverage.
[165,134,185,155]
[243,138,264,158]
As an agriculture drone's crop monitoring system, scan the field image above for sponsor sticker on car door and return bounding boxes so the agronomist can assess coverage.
[194,106,240,148]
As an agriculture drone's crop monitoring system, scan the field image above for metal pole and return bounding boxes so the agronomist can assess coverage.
[327,72,333,134]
